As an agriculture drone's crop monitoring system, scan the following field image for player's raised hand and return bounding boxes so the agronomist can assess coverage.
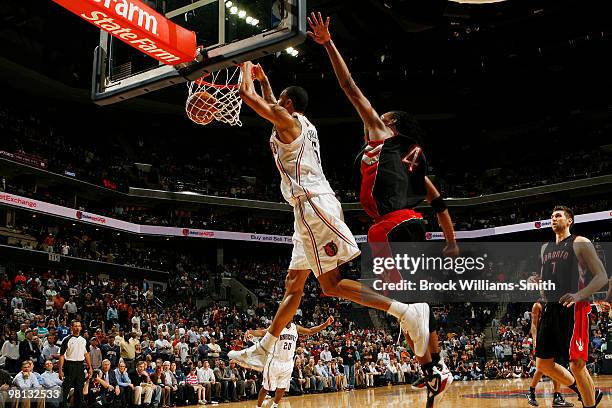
[326,315,335,326]
[307,12,331,45]
[252,64,267,82]
[240,61,253,76]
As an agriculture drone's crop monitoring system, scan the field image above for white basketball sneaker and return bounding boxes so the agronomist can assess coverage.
[227,342,269,372]
[399,303,430,357]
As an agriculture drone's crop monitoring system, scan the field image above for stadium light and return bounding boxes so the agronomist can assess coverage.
[225,1,233,7]
[230,6,238,14]
[238,10,247,18]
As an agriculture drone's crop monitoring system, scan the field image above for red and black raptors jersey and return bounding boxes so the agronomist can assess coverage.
[541,235,585,302]
[358,135,427,220]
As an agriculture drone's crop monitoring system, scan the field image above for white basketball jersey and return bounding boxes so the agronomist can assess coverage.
[271,323,298,362]
[270,113,334,206]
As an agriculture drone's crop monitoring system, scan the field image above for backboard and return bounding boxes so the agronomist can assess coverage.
[92,0,306,105]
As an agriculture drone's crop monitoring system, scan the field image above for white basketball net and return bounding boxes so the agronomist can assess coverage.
[186,66,243,126]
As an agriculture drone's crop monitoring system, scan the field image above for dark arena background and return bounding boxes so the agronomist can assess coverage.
[0,0,611,407]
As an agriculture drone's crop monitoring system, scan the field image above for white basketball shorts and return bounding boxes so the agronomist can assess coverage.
[262,358,294,391]
[290,194,361,276]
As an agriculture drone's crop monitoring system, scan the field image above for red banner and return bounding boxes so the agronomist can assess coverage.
[51,0,197,65]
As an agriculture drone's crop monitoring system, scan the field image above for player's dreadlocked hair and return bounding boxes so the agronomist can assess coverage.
[387,111,424,145]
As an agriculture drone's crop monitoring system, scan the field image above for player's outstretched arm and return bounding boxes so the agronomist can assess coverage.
[560,236,608,306]
[308,12,391,141]
[252,64,277,104]
[424,177,458,256]
[239,62,296,136]
[297,316,334,336]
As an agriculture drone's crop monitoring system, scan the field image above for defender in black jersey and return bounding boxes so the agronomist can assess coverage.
[534,206,607,408]
[308,12,458,407]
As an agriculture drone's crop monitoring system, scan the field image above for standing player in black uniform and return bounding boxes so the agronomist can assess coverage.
[308,12,458,407]
[534,206,607,408]
[526,300,574,407]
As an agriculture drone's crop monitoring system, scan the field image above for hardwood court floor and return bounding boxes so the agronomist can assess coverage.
[189,376,612,408]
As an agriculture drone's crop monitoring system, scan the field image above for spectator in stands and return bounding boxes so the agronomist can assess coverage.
[0,368,12,407]
[114,360,133,406]
[1,331,19,373]
[41,334,60,365]
[291,359,307,394]
[155,333,172,361]
[485,360,500,379]
[56,318,70,342]
[101,335,120,368]
[320,345,332,363]
[213,360,234,403]
[150,364,166,404]
[89,338,102,370]
[315,359,332,390]
[186,365,205,405]
[340,338,356,389]
[40,359,62,390]
[63,297,77,322]
[13,360,41,390]
[207,338,221,360]
[130,360,156,407]
[228,360,245,400]
[35,320,48,339]
[19,330,41,370]
[304,358,322,392]
[197,359,219,403]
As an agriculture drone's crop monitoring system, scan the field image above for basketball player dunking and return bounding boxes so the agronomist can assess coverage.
[307,12,458,406]
[526,300,574,407]
[248,316,334,408]
[533,206,607,408]
[230,62,433,383]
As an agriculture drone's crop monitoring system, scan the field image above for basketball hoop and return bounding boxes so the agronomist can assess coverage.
[186,65,243,126]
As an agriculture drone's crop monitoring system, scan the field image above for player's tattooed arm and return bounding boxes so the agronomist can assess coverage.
[307,12,391,141]
[297,316,334,336]
[560,236,608,306]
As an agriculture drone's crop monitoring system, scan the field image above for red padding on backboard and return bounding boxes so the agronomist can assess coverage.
[52,0,197,65]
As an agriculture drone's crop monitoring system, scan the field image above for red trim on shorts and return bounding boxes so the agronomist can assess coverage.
[367,209,423,293]
[304,192,357,249]
[297,199,322,276]
[569,301,590,362]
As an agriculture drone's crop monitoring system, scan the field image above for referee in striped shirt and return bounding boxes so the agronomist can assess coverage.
[59,320,92,408]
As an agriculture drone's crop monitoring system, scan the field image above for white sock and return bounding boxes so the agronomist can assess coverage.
[259,332,278,351]
[272,403,278,408]
[387,301,409,319]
